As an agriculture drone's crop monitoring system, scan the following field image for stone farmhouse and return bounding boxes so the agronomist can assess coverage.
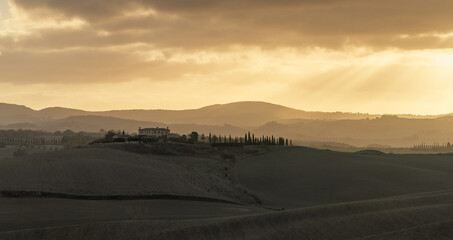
[138,127,170,138]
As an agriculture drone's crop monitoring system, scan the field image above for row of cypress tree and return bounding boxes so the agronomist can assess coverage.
[207,131,292,146]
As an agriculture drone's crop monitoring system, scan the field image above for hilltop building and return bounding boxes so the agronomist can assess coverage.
[139,127,170,138]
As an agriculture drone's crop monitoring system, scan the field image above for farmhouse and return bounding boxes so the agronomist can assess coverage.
[138,127,170,138]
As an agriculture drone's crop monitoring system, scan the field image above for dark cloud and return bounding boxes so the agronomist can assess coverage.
[13,0,345,20]
[9,0,453,50]
[2,0,453,85]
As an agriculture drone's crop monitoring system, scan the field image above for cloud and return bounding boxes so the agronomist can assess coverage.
[2,0,453,114]
[0,47,235,84]
[11,0,344,20]
[3,0,452,50]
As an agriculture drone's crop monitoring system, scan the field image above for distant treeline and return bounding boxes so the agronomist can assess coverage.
[91,130,293,147]
[0,129,102,149]
[0,137,62,145]
[0,129,63,146]
[206,132,292,147]
[0,129,61,138]
[412,142,453,152]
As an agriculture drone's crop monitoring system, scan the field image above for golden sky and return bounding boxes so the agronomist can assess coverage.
[1,0,453,114]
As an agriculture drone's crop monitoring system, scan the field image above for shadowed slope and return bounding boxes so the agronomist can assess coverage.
[3,190,453,239]
[233,147,453,209]
[4,146,453,239]
[0,147,253,203]
[0,198,267,232]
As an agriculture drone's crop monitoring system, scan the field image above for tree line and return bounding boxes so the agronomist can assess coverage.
[412,142,452,151]
[204,131,292,146]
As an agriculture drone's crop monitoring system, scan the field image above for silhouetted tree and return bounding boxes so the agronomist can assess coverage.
[63,129,75,136]
[105,131,116,142]
[189,131,199,143]
[212,134,218,143]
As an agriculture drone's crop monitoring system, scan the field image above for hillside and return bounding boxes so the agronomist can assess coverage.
[0,145,258,204]
[3,145,453,239]
[0,103,39,125]
[3,187,453,239]
[24,115,245,136]
[38,115,165,133]
[234,147,453,209]
[254,116,453,147]
[3,114,453,148]
[0,101,377,126]
[2,102,453,147]
[4,145,453,208]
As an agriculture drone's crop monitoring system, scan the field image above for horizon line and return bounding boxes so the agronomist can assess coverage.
[0,101,451,117]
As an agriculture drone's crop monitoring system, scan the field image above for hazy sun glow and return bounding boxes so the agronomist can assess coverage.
[1,0,453,114]
[0,0,86,37]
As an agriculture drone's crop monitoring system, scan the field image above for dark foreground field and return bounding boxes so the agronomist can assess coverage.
[0,198,267,232]
[3,190,453,240]
[2,143,453,239]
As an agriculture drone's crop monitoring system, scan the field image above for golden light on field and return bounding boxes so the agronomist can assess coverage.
[1,0,453,114]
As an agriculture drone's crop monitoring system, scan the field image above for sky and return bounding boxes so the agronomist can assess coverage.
[1,0,453,114]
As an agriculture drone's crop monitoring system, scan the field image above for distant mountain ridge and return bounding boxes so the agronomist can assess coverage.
[2,101,453,147]
[0,101,381,126]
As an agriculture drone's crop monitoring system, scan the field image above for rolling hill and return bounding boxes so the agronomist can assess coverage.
[3,190,453,239]
[254,116,453,147]
[0,101,377,126]
[2,101,453,147]
[0,145,255,204]
[233,147,453,209]
[3,145,453,239]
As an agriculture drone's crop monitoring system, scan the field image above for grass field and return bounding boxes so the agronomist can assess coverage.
[233,147,453,209]
[2,144,453,239]
[0,198,267,232]
[2,190,453,239]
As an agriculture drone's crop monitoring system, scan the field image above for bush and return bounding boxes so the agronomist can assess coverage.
[113,138,126,143]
